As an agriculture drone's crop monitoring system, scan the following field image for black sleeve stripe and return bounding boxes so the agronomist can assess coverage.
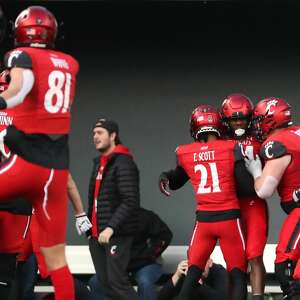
[260,141,287,161]
[4,50,32,69]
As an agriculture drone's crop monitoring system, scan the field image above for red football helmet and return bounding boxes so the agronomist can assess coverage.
[252,97,292,141]
[221,93,254,137]
[14,6,57,48]
[221,93,253,120]
[0,70,10,92]
[190,104,221,141]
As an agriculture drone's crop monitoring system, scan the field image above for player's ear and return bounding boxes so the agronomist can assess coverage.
[110,132,117,144]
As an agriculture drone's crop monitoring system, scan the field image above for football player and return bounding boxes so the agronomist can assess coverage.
[245,97,300,299]
[0,6,79,300]
[0,69,32,299]
[221,94,268,300]
[159,105,247,300]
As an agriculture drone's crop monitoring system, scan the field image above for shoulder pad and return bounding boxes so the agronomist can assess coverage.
[4,50,32,69]
[260,140,287,161]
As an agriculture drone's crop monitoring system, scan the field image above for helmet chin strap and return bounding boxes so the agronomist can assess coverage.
[234,128,245,137]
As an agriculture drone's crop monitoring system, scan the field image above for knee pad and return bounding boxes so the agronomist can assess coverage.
[275,260,294,294]
[0,253,17,287]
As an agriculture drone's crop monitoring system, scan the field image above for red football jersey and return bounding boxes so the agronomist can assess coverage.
[0,109,14,156]
[0,110,14,132]
[5,47,79,134]
[262,126,300,202]
[176,140,239,211]
[238,135,261,160]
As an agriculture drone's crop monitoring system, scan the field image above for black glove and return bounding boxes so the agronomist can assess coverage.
[159,172,170,196]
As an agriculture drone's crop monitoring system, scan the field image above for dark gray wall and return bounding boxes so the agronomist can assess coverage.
[2,2,299,244]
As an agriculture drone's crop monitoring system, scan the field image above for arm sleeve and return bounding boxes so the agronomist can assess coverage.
[107,156,140,230]
[234,160,257,198]
[233,143,257,198]
[164,165,189,190]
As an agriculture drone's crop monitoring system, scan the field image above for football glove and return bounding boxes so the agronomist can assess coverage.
[75,213,92,235]
[244,154,262,180]
[159,172,171,196]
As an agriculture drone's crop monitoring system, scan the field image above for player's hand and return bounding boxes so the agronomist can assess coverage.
[98,227,114,244]
[175,260,188,277]
[244,154,262,180]
[159,173,171,196]
[75,213,92,235]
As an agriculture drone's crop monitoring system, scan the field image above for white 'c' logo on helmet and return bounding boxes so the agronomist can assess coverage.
[15,9,29,27]
[266,100,278,115]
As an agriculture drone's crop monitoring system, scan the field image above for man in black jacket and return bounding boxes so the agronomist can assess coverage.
[87,118,140,300]
[88,207,173,300]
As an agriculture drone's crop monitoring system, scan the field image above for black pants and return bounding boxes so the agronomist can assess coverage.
[89,236,138,300]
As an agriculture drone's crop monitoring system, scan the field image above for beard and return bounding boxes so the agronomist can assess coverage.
[97,142,112,154]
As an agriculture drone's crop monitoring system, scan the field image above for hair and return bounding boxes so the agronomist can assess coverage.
[114,134,121,145]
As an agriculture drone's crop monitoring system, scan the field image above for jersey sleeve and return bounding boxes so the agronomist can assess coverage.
[260,140,288,161]
[4,50,32,69]
[167,146,189,189]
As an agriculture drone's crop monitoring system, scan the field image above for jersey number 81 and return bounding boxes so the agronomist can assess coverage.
[44,70,72,114]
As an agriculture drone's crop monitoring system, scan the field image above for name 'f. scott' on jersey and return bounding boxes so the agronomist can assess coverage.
[176,139,239,212]
[4,47,79,135]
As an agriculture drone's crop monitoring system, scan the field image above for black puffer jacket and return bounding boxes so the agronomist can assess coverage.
[87,145,140,236]
[128,208,173,272]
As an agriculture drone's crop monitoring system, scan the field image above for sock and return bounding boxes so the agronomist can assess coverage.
[50,265,74,300]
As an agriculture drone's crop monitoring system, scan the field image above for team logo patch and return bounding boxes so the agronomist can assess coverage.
[264,141,274,159]
[207,115,213,123]
[110,245,117,256]
[7,50,23,68]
